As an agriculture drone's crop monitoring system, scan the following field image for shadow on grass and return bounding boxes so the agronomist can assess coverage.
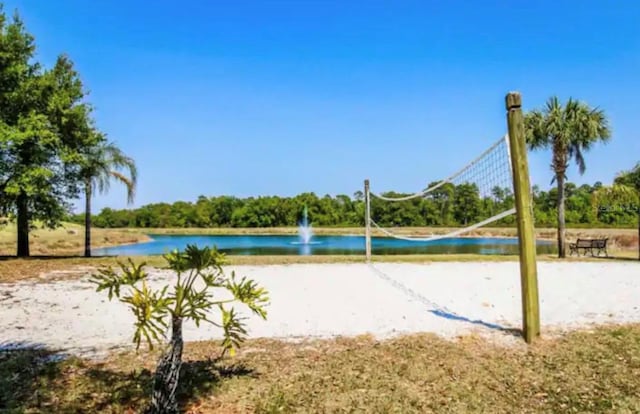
[0,255,120,261]
[0,342,254,413]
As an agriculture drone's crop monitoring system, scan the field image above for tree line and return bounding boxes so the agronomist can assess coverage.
[70,179,638,229]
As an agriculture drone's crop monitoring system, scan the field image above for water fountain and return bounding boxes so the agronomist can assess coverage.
[298,205,313,244]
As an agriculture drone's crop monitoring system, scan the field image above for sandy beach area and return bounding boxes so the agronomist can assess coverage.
[1,262,639,357]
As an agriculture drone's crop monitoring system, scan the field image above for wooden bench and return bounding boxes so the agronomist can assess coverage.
[569,238,609,257]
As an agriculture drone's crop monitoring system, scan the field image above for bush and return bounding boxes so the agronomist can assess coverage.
[91,244,269,413]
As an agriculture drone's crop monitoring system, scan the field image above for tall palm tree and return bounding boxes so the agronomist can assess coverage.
[613,162,640,260]
[525,97,611,257]
[82,139,137,257]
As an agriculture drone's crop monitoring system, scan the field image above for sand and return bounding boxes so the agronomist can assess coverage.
[1,261,639,357]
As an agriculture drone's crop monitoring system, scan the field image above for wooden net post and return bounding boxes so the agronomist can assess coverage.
[506,91,541,343]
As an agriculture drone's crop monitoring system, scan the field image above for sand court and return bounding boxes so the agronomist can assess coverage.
[1,261,639,357]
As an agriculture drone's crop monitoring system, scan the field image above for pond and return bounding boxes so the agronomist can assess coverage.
[92,234,556,256]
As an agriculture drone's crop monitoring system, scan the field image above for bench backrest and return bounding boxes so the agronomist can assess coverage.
[575,238,607,248]
[576,239,593,247]
[592,239,608,248]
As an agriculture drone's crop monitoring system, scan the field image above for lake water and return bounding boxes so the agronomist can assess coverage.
[92,234,556,256]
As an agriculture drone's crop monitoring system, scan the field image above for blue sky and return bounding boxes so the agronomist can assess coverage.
[6,0,640,212]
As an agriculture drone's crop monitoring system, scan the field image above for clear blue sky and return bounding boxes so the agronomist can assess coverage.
[6,0,640,212]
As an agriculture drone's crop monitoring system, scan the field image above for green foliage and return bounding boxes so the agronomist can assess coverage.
[525,96,611,178]
[591,172,640,246]
[0,6,100,255]
[79,137,137,256]
[74,178,640,230]
[525,96,612,256]
[81,138,137,201]
[615,162,640,193]
[453,183,481,225]
[90,245,269,356]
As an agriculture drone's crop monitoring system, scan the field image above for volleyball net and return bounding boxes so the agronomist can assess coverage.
[364,134,517,257]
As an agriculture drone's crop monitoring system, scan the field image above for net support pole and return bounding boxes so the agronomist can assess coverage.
[364,179,372,262]
[506,91,540,344]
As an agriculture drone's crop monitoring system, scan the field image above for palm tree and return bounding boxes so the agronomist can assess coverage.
[81,139,137,257]
[613,163,640,260]
[525,97,611,258]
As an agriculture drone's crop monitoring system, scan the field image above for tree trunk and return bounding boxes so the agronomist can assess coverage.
[556,174,567,258]
[84,182,92,257]
[16,192,29,257]
[147,315,184,414]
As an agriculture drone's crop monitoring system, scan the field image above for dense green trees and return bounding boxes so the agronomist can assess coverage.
[617,165,640,260]
[0,5,133,257]
[73,179,639,230]
[525,97,611,257]
[0,10,98,256]
[594,163,640,260]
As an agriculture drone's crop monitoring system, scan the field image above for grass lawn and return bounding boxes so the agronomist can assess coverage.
[2,324,640,413]
[0,222,149,256]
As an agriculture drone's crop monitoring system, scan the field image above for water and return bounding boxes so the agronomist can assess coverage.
[92,234,555,256]
[298,205,313,244]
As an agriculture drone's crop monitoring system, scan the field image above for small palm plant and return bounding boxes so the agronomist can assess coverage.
[90,244,269,413]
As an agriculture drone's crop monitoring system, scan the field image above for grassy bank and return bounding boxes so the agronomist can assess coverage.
[122,225,636,240]
[0,222,150,256]
[2,324,640,413]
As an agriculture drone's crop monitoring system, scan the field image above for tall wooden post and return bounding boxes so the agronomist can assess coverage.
[506,92,540,343]
[364,179,372,262]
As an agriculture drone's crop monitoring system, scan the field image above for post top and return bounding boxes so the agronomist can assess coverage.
[364,179,370,185]
[506,92,522,109]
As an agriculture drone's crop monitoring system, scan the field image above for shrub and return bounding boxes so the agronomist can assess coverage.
[91,244,268,413]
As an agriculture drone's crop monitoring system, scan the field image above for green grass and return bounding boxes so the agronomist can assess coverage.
[2,325,640,413]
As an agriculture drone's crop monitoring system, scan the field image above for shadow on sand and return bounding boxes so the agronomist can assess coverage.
[427,309,522,337]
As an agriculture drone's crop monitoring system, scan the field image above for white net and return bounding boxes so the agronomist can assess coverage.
[367,135,515,242]
[364,134,521,331]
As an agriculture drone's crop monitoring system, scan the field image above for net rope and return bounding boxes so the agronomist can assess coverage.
[367,263,461,316]
[368,134,515,242]
[370,208,516,242]
[367,262,515,332]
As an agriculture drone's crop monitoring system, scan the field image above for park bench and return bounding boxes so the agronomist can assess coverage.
[569,238,609,257]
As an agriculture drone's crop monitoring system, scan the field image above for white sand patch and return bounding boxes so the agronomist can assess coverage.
[1,261,639,357]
